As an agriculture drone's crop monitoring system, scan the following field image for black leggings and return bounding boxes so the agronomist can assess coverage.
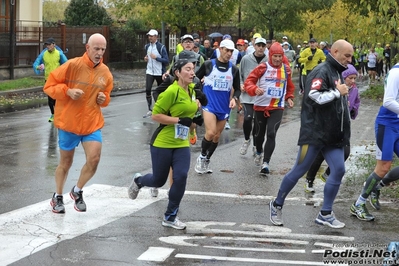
[242,103,256,146]
[254,109,283,163]
[306,145,350,181]
[145,74,163,110]
[48,96,56,115]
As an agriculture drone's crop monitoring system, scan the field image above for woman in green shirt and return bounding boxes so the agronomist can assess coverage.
[128,57,200,230]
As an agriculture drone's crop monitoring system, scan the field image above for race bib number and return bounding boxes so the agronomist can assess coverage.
[266,87,283,98]
[213,79,229,91]
[174,124,189,140]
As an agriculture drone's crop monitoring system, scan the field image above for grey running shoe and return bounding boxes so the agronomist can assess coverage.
[204,159,213,173]
[195,156,206,174]
[162,217,187,230]
[269,200,283,226]
[128,173,142,200]
[50,193,65,213]
[150,187,159,197]
[260,162,270,175]
[369,190,381,210]
[239,139,250,155]
[142,110,152,118]
[224,122,231,130]
[315,211,345,229]
[70,186,86,212]
[350,202,375,221]
[304,179,315,193]
[254,153,263,166]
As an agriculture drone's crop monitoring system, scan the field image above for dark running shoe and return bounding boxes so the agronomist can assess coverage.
[369,190,381,210]
[70,186,87,212]
[50,193,65,213]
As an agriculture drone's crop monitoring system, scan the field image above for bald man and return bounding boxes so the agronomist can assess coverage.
[269,40,353,229]
[44,33,113,214]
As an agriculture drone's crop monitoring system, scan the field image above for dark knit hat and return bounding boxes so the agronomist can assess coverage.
[342,64,358,79]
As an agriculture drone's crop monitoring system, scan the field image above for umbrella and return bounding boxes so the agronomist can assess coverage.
[208,32,223,38]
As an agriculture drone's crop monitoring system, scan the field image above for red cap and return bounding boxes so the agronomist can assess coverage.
[236,39,245,45]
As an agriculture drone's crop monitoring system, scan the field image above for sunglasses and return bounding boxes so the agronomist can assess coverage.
[256,44,266,47]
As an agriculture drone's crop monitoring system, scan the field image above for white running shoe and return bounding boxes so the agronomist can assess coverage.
[239,139,250,155]
[195,155,206,174]
[150,187,158,197]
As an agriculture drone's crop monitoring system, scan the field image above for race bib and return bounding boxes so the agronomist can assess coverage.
[213,79,229,91]
[266,87,283,98]
[174,124,189,140]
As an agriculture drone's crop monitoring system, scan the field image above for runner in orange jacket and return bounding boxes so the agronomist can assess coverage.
[43,33,113,214]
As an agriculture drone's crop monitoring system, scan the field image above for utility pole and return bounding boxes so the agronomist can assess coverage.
[9,0,15,79]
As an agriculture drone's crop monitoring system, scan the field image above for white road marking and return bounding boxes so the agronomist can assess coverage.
[185,221,354,242]
[0,184,164,266]
[137,247,175,262]
[203,245,306,253]
[159,235,309,247]
[0,185,354,266]
[175,254,348,265]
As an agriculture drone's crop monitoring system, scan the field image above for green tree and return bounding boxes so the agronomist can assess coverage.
[240,0,334,40]
[64,0,113,26]
[109,0,239,35]
[43,0,69,23]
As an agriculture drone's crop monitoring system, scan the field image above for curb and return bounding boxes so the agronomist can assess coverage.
[0,86,146,98]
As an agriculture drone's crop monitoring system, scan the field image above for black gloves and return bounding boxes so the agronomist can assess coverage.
[178,117,192,127]
[308,55,313,60]
[192,115,204,126]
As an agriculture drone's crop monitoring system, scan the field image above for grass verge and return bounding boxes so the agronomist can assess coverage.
[0,77,45,91]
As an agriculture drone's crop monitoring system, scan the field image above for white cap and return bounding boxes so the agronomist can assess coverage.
[297,44,301,48]
[244,40,249,44]
[219,39,235,50]
[282,42,289,46]
[320,41,326,46]
[181,34,194,41]
[254,37,266,45]
[147,29,158,36]
[282,36,288,39]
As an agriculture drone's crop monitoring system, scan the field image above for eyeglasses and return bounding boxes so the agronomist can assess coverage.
[183,40,193,44]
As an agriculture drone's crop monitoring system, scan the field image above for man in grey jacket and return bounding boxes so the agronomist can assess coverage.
[239,37,268,156]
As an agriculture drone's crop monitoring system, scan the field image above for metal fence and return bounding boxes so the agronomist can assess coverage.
[0,19,246,69]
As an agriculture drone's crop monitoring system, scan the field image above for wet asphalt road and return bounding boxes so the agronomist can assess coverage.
[1,76,399,266]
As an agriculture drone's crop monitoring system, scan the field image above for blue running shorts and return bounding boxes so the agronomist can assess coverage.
[375,123,399,161]
[58,129,102,151]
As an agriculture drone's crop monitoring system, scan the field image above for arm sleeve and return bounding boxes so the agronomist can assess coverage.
[195,61,207,80]
[32,51,45,75]
[99,72,113,108]
[157,46,169,65]
[307,70,340,106]
[60,51,68,64]
[232,66,241,98]
[383,72,399,114]
[43,63,71,100]
[244,63,266,96]
[298,49,309,64]
[285,65,295,100]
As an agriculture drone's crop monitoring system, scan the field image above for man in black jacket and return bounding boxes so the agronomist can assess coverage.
[269,39,353,229]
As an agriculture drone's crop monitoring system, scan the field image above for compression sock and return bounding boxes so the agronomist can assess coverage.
[200,137,212,157]
[206,142,219,159]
